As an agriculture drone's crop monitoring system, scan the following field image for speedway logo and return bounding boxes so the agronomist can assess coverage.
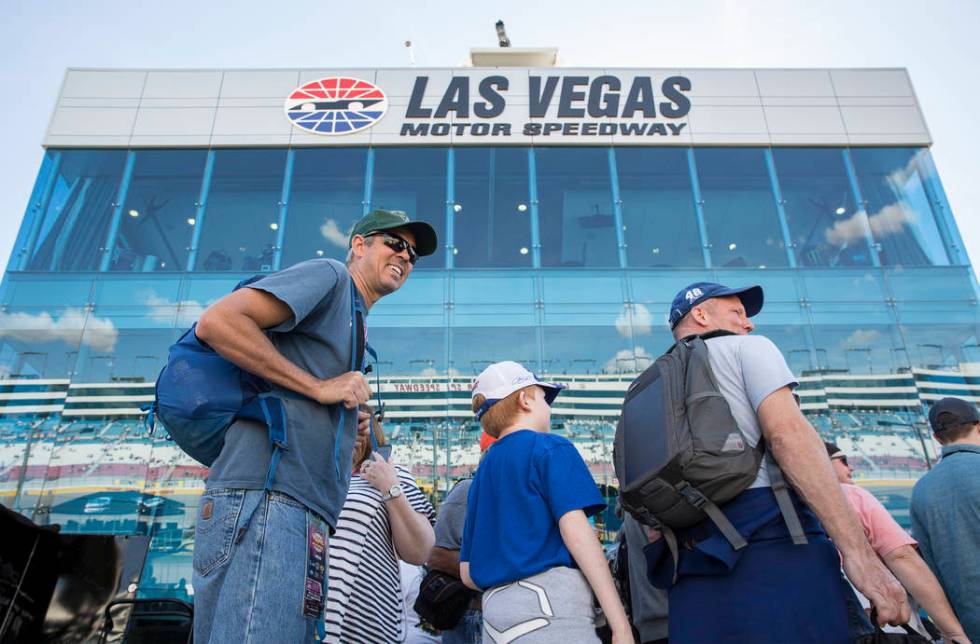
[284,77,389,135]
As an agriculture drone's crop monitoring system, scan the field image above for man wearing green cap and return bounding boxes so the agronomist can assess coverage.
[191,209,437,643]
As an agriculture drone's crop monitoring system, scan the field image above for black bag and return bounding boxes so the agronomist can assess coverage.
[413,568,477,631]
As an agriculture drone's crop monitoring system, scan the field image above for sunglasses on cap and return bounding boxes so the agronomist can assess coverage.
[365,231,418,265]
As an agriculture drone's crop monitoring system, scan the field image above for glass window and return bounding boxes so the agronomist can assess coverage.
[195,150,286,272]
[370,148,446,268]
[885,267,977,302]
[616,148,703,268]
[850,148,950,267]
[536,148,618,268]
[452,148,532,268]
[72,311,176,384]
[281,148,367,267]
[111,150,207,273]
[896,303,980,370]
[450,326,539,377]
[772,148,871,267]
[25,150,127,271]
[0,307,84,379]
[694,148,788,269]
[809,304,906,375]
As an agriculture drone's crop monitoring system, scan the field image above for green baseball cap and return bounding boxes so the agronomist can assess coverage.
[348,209,438,257]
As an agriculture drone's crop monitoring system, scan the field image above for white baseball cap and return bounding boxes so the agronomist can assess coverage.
[472,361,565,420]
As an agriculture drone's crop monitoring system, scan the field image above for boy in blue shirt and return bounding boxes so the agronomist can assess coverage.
[460,361,634,644]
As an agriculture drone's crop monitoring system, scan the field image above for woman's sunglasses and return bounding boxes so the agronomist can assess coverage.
[366,231,418,265]
[832,455,849,467]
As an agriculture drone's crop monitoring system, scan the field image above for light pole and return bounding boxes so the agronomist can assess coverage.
[878,418,932,469]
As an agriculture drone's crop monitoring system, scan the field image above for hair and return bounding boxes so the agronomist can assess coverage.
[346,234,376,265]
[934,418,979,445]
[471,385,538,438]
[352,403,386,468]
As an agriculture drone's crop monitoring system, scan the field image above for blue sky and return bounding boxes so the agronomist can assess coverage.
[1,0,978,274]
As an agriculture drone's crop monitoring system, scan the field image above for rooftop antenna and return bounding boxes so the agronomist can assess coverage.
[405,40,416,66]
[495,20,511,47]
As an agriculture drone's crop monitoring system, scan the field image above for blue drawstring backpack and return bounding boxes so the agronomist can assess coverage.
[146,273,373,542]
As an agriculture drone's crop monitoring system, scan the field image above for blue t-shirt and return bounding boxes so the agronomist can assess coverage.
[205,259,366,529]
[460,430,605,589]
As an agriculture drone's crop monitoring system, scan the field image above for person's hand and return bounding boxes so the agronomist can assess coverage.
[359,452,397,494]
[314,371,370,408]
[842,549,910,626]
[354,409,371,451]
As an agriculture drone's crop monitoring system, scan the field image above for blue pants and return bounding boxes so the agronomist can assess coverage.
[192,489,326,643]
[442,608,482,644]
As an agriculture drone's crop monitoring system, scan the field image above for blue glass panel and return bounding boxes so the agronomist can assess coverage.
[370,148,446,268]
[615,148,703,268]
[450,326,539,376]
[367,326,446,377]
[809,303,905,374]
[800,269,886,303]
[281,148,367,267]
[91,277,183,308]
[72,311,177,383]
[541,272,624,304]
[694,148,789,268]
[0,307,84,379]
[452,148,532,268]
[9,150,58,272]
[110,150,206,273]
[896,303,979,370]
[886,267,977,302]
[535,148,618,268]
[195,150,286,272]
[850,148,950,267]
[2,275,94,308]
[772,148,871,267]
[25,150,127,271]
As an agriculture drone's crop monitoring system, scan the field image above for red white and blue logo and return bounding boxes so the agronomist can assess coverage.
[284,77,388,135]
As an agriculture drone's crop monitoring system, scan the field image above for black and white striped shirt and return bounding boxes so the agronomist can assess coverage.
[325,465,435,643]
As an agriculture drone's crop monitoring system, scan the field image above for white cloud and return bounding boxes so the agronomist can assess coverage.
[825,203,916,246]
[138,289,207,326]
[614,303,653,339]
[603,346,655,373]
[320,218,350,248]
[842,329,881,350]
[0,308,117,352]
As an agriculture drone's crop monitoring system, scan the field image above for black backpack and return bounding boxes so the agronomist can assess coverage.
[613,331,806,577]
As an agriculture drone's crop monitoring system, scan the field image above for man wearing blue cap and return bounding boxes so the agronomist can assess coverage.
[191,209,438,642]
[911,397,980,641]
[647,282,908,643]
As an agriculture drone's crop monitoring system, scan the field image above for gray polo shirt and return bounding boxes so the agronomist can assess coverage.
[704,334,798,488]
[434,478,473,550]
[205,258,365,528]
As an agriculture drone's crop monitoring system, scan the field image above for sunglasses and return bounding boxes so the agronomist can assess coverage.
[832,455,849,467]
[365,231,418,265]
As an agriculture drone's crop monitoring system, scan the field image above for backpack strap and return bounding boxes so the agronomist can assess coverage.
[765,459,808,546]
[332,277,360,479]
[673,481,748,552]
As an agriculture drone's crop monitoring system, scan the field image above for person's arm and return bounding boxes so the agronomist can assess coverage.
[360,453,435,565]
[757,387,909,626]
[459,561,479,591]
[426,546,461,577]
[883,545,970,643]
[196,287,371,408]
[559,509,635,644]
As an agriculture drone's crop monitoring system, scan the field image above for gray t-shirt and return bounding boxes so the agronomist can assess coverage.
[434,478,472,550]
[205,258,365,528]
[704,334,798,489]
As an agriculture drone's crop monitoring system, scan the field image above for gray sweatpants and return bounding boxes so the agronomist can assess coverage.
[481,566,600,644]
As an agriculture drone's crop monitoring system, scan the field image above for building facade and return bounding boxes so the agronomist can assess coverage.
[1,65,978,602]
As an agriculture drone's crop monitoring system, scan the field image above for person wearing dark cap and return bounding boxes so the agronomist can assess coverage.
[191,209,438,642]
[826,442,969,643]
[643,282,908,643]
[911,397,980,641]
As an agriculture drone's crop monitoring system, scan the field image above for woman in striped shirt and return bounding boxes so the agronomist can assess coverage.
[325,413,436,643]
